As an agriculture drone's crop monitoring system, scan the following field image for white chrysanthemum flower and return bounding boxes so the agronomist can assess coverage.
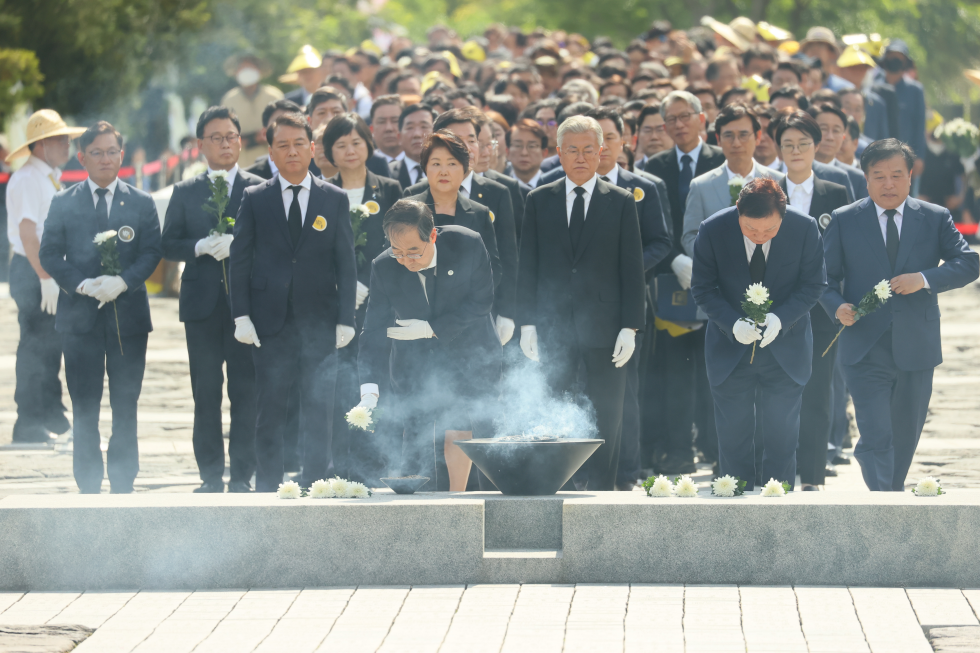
[345,406,373,431]
[277,480,302,499]
[913,477,941,496]
[329,477,350,497]
[352,204,371,219]
[712,475,738,497]
[346,481,370,498]
[309,479,335,499]
[649,475,674,497]
[209,169,228,180]
[874,279,892,301]
[93,230,117,245]
[674,475,699,497]
[728,175,745,188]
[746,283,769,305]
[760,478,786,497]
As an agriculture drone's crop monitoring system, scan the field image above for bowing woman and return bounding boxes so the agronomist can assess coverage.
[405,131,501,293]
[323,113,402,484]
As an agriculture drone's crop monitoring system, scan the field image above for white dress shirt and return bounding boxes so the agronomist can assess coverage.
[345,186,365,207]
[786,172,815,215]
[87,177,120,217]
[524,169,542,188]
[725,163,755,182]
[417,243,438,301]
[874,199,930,288]
[278,172,312,225]
[5,154,61,256]
[207,165,239,196]
[744,237,771,264]
[564,174,599,225]
[675,139,703,171]
[459,171,475,198]
[598,165,620,185]
[399,153,423,185]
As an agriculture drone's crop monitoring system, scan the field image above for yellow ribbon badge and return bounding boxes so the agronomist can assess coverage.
[489,210,495,223]
[365,201,380,214]
[633,187,645,202]
[313,215,327,231]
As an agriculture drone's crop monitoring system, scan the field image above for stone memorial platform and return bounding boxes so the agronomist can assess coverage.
[1,490,977,591]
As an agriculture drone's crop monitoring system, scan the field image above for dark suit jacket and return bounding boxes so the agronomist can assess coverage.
[39,180,162,336]
[358,226,501,396]
[367,151,392,179]
[812,160,855,202]
[832,159,868,199]
[517,177,645,347]
[229,175,357,337]
[820,197,979,370]
[539,153,561,174]
[484,169,527,238]
[388,158,423,191]
[691,206,826,386]
[404,175,518,318]
[162,169,264,322]
[245,156,274,180]
[284,88,306,107]
[645,143,726,270]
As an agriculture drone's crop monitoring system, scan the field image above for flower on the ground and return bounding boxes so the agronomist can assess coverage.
[912,477,944,496]
[346,406,373,431]
[329,477,350,497]
[93,230,117,245]
[874,279,892,301]
[277,480,302,499]
[745,283,769,305]
[711,475,740,497]
[760,478,786,497]
[645,475,674,497]
[309,479,335,499]
[674,475,699,497]
[346,481,370,498]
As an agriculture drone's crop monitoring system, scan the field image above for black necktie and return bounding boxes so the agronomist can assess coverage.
[420,267,436,310]
[679,154,693,210]
[600,175,610,183]
[885,208,900,271]
[95,188,109,232]
[569,187,586,250]
[749,244,766,284]
[287,185,302,248]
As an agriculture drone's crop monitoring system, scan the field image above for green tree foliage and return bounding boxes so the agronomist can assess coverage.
[0,48,44,122]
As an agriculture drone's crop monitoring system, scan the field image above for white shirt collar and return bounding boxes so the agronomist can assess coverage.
[598,165,620,185]
[786,172,814,197]
[268,156,279,176]
[724,162,755,182]
[565,173,599,198]
[675,139,703,168]
[278,171,312,193]
[874,199,907,219]
[27,154,57,177]
[525,169,542,188]
[87,177,119,197]
[460,171,474,196]
[421,243,437,270]
[208,165,239,193]
[395,151,406,162]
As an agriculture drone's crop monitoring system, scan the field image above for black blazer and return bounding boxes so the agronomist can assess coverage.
[517,177,646,347]
[245,156,274,181]
[229,175,357,337]
[484,169,527,239]
[39,180,162,336]
[162,169,264,322]
[358,226,501,397]
[404,175,518,318]
[367,151,392,179]
[388,158,422,191]
[405,188,502,294]
[644,143,726,269]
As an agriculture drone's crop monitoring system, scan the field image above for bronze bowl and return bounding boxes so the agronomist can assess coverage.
[456,437,603,495]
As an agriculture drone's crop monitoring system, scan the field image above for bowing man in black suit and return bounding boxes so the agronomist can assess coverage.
[773,111,850,490]
[229,112,358,492]
[356,201,501,491]
[39,122,163,494]
[517,116,646,490]
[322,113,402,483]
[387,104,435,191]
[162,107,264,493]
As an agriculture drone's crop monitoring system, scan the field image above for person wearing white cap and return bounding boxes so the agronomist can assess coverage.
[4,109,84,444]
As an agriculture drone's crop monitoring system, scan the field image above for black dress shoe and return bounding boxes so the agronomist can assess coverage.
[44,413,72,436]
[656,455,697,476]
[193,481,225,493]
[825,463,838,477]
[832,454,851,465]
[11,423,56,444]
[802,485,819,491]
[227,480,252,493]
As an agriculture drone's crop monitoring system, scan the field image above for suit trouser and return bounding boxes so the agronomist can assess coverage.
[184,298,256,485]
[9,254,65,434]
[797,323,839,485]
[618,331,644,485]
[692,328,718,464]
[545,343,627,491]
[843,329,933,491]
[828,355,850,458]
[62,312,148,492]
[645,328,697,462]
[252,310,338,492]
[711,346,804,491]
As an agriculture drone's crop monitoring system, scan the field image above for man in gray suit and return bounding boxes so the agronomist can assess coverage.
[682,105,785,257]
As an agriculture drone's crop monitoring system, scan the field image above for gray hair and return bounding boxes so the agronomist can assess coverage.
[559,79,599,105]
[660,90,703,118]
[556,115,604,149]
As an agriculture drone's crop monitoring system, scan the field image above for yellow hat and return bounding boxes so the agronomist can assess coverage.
[442,51,463,78]
[757,21,792,42]
[837,45,876,69]
[778,41,800,55]
[278,45,322,84]
[5,110,86,163]
[843,33,885,57]
[462,40,486,62]
[925,110,943,135]
[420,70,443,95]
[360,39,383,57]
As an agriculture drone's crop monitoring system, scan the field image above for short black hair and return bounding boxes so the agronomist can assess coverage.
[261,99,302,129]
[420,130,470,173]
[771,109,822,147]
[432,107,482,137]
[307,86,348,116]
[383,199,435,242]
[505,118,548,149]
[266,112,312,146]
[369,94,404,121]
[321,113,375,165]
[558,101,594,125]
[774,61,805,83]
[807,102,849,131]
[742,44,776,70]
[769,85,809,110]
[719,87,754,108]
[860,138,915,174]
[80,121,123,151]
[736,177,786,219]
[486,95,518,128]
[714,104,761,139]
[398,103,437,131]
[705,57,738,82]
[388,72,420,95]
[586,106,624,135]
[844,115,860,141]
[196,106,241,139]
[637,103,663,130]
[809,88,841,109]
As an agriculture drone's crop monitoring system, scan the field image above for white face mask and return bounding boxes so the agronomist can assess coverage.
[236,67,261,87]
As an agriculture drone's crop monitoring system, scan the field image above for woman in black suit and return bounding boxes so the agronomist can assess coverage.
[323,113,402,485]
[773,110,850,491]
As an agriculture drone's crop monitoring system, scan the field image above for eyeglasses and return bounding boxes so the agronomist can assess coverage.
[390,240,429,260]
[87,149,121,160]
[510,142,542,152]
[780,141,813,153]
[664,112,698,127]
[562,146,597,157]
[207,133,241,145]
[537,119,557,127]
[720,131,755,144]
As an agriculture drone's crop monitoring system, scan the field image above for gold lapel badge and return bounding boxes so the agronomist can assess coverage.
[633,187,645,202]
[364,200,380,214]
[313,215,327,231]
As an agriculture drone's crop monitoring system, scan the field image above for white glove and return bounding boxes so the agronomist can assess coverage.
[93,275,127,308]
[357,393,378,409]
[40,277,59,315]
[671,254,694,290]
[611,328,636,368]
[210,234,234,261]
[76,278,103,297]
[387,319,434,340]
[759,313,782,348]
[733,318,762,345]
[520,325,539,362]
[337,324,356,348]
[355,281,370,310]
[234,316,261,347]
[495,315,515,346]
[195,236,216,257]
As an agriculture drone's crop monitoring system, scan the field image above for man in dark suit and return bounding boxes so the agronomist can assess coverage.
[245,99,302,180]
[229,112,358,492]
[388,104,435,191]
[162,106,264,493]
[39,121,163,493]
[517,116,646,490]
[821,139,979,491]
[356,200,501,490]
[692,178,826,490]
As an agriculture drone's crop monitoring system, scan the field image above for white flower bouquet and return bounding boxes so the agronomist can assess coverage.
[911,477,945,496]
[728,175,745,206]
[760,478,791,497]
[202,170,235,293]
[823,279,892,356]
[93,230,124,355]
[934,118,980,159]
[711,475,746,497]
[642,474,674,497]
[280,477,373,499]
[741,282,772,364]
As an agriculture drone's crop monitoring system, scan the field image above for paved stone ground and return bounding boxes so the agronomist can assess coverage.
[0,585,978,652]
